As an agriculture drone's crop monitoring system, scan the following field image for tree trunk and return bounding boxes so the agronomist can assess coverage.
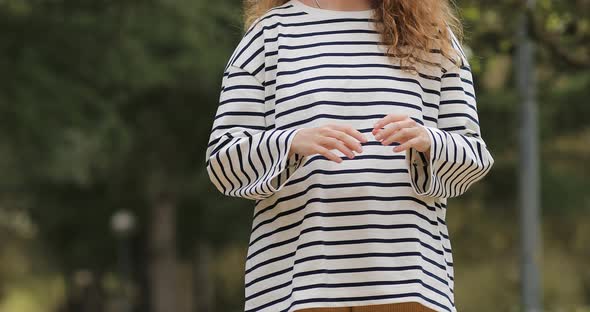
[148,194,178,312]
[195,240,215,312]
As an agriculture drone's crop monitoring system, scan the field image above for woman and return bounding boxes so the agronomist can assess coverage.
[204,0,495,311]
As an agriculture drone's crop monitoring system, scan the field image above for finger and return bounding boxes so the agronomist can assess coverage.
[315,145,343,163]
[330,124,368,143]
[382,127,420,146]
[324,128,363,153]
[393,136,422,153]
[373,114,408,131]
[319,137,355,159]
[374,119,417,141]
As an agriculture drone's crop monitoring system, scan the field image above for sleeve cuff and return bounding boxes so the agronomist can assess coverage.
[406,125,444,197]
[267,128,306,195]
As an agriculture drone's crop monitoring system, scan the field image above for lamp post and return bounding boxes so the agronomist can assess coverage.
[516,0,542,311]
[111,210,137,312]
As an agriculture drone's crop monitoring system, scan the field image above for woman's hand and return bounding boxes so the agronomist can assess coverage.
[289,124,368,163]
[372,114,431,155]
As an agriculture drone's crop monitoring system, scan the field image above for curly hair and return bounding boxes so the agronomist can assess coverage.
[243,0,465,73]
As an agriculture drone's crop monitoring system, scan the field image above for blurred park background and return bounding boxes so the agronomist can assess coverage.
[0,0,589,311]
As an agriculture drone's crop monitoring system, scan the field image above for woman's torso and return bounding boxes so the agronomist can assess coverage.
[233,2,456,312]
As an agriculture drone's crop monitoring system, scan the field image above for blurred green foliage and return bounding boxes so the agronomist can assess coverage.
[0,0,588,311]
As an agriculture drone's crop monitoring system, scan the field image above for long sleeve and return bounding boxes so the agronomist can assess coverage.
[204,64,306,200]
[406,29,495,198]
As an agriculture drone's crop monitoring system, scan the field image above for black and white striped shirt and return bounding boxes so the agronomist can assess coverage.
[205,1,495,311]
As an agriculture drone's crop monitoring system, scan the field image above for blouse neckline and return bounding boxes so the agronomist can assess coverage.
[289,0,376,18]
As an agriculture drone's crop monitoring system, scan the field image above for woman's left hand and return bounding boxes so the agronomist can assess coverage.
[372,114,431,155]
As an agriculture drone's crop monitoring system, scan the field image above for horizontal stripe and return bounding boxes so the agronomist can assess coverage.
[275,87,431,107]
[275,74,440,96]
[276,101,424,121]
[250,222,446,252]
[265,29,379,43]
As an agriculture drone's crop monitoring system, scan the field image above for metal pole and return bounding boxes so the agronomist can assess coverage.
[111,210,137,312]
[118,236,132,312]
[516,0,542,311]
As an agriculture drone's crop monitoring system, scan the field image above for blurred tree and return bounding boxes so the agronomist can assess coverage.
[0,0,249,311]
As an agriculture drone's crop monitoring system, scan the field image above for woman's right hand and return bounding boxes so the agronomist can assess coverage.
[288,124,368,163]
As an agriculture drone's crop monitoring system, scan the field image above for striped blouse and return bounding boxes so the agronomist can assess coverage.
[204,1,495,312]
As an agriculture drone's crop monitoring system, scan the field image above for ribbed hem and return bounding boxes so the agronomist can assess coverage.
[352,302,437,312]
[295,302,437,312]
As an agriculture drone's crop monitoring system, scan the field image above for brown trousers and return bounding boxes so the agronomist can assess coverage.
[295,302,437,312]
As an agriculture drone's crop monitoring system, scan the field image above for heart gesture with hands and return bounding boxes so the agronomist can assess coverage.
[372,114,431,155]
